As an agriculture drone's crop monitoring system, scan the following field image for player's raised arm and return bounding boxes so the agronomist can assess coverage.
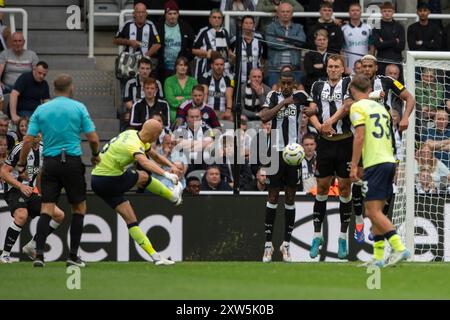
[398,89,416,132]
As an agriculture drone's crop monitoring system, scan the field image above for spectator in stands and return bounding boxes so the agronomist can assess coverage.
[416,67,446,110]
[239,114,252,158]
[307,0,357,17]
[307,2,343,54]
[192,9,233,79]
[153,133,188,189]
[342,3,374,75]
[0,134,7,165]
[416,167,438,194]
[271,64,305,91]
[174,107,216,172]
[0,23,11,52]
[156,1,195,81]
[113,3,161,58]
[0,32,38,94]
[199,53,234,120]
[185,176,201,195]
[256,0,304,34]
[220,0,255,37]
[416,105,437,144]
[129,77,170,130]
[372,2,405,80]
[303,29,329,93]
[249,119,271,175]
[123,58,163,129]
[231,15,266,85]
[9,61,49,123]
[423,109,450,168]
[353,59,363,75]
[214,132,253,188]
[407,2,442,52]
[175,84,221,130]
[244,167,268,191]
[164,56,198,124]
[9,116,28,146]
[299,112,317,143]
[241,68,271,121]
[299,133,317,193]
[0,112,15,150]
[415,143,450,193]
[265,2,306,87]
[201,165,232,191]
[385,63,404,117]
[149,113,172,147]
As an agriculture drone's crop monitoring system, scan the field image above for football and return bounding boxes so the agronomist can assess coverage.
[282,143,305,166]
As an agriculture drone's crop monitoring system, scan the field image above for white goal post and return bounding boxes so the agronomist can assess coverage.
[398,51,450,261]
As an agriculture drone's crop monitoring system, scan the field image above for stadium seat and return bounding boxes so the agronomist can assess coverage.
[186,170,205,181]
[94,0,120,27]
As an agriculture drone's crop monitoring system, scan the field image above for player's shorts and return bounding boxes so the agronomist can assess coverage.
[363,162,396,201]
[42,156,86,204]
[315,136,353,179]
[91,168,139,209]
[266,152,300,188]
[5,189,41,218]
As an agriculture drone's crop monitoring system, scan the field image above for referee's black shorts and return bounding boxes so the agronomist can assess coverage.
[41,156,86,204]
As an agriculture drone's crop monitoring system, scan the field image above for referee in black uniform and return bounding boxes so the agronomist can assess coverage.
[18,74,100,267]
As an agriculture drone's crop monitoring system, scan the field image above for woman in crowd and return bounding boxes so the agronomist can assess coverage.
[164,56,198,124]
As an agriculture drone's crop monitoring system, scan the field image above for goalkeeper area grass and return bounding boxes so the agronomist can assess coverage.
[1,262,450,299]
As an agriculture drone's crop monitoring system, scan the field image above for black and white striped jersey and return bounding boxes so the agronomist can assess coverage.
[263,90,311,151]
[3,142,43,193]
[371,75,405,111]
[230,33,265,83]
[193,26,231,79]
[115,20,160,55]
[199,71,233,112]
[129,98,171,129]
[311,77,353,135]
[123,76,164,103]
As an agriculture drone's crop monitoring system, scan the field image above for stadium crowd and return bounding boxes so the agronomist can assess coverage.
[0,0,449,196]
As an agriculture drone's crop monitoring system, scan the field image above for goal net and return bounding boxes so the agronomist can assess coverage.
[391,52,450,262]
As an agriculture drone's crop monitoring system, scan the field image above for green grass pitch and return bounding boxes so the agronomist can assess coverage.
[1,262,450,299]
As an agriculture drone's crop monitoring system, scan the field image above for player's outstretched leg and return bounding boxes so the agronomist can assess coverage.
[146,176,183,206]
[310,194,327,259]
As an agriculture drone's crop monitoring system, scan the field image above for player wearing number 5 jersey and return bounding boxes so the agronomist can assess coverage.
[349,75,410,267]
[91,119,182,266]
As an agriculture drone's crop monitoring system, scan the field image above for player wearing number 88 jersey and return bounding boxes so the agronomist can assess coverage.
[349,74,410,267]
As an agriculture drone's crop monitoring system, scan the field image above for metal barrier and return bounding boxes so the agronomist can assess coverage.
[0,8,28,49]
[87,0,450,58]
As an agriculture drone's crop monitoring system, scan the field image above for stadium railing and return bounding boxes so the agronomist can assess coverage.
[87,2,450,58]
[0,8,28,49]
